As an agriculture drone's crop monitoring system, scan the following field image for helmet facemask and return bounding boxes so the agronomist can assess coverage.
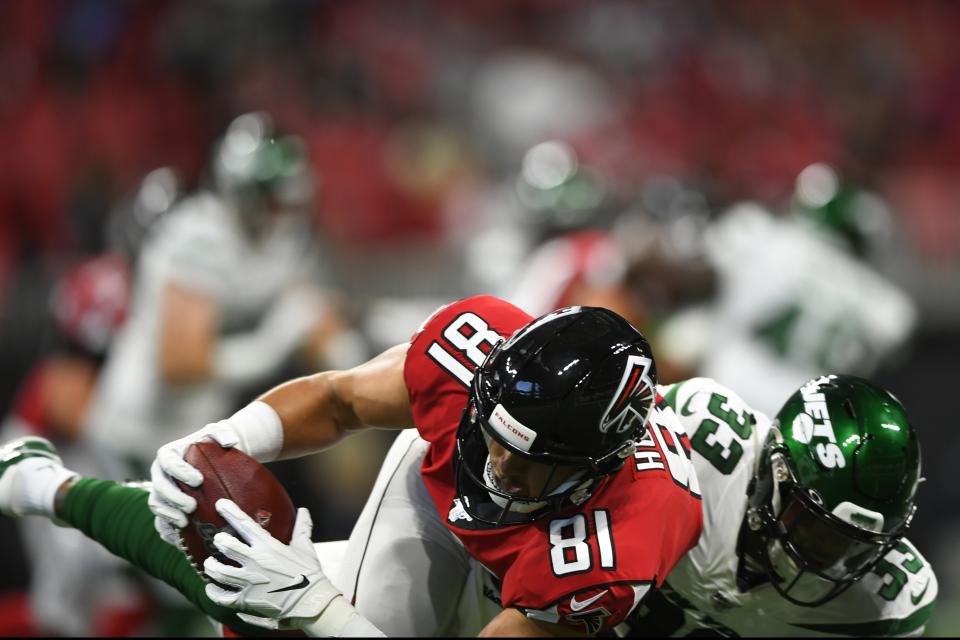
[455,402,595,526]
[746,429,913,607]
[452,309,650,527]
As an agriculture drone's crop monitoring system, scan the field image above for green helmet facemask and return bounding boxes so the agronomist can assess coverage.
[745,374,921,606]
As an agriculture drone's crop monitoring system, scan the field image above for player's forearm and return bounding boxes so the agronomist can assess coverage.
[257,372,356,459]
[212,287,325,389]
[211,331,299,388]
[187,373,363,465]
[261,343,415,459]
[223,343,413,461]
[59,478,264,636]
[159,282,218,385]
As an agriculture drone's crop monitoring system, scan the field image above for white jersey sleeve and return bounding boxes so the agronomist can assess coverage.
[631,378,938,637]
[148,193,238,296]
[674,204,918,416]
[85,192,322,468]
[704,205,917,369]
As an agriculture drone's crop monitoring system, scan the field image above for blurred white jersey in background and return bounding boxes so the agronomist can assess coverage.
[86,191,321,475]
[660,204,916,416]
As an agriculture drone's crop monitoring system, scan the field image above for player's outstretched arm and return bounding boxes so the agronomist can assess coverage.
[149,343,413,546]
[159,278,326,389]
[261,341,414,459]
[56,478,270,636]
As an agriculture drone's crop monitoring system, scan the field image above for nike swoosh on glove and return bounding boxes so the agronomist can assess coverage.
[148,421,241,546]
[204,500,340,624]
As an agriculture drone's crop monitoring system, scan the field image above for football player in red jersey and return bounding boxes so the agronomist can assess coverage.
[148,296,704,636]
[1,296,702,636]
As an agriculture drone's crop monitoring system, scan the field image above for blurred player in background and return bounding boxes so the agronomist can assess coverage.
[502,141,633,320]
[0,255,153,636]
[504,142,716,384]
[105,166,184,266]
[84,111,357,481]
[658,163,916,416]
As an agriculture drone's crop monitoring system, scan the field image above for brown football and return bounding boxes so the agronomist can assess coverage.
[174,442,296,580]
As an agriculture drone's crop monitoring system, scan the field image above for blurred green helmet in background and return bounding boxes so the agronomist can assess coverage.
[107,166,183,260]
[746,374,921,606]
[212,112,315,236]
[792,162,894,257]
[515,140,609,239]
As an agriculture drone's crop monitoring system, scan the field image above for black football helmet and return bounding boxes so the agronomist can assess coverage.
[455,306,657,526]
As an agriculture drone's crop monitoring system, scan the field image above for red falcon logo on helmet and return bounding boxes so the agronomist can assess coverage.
[599,355,654,434]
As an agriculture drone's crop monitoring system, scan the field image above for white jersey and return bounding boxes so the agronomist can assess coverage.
[86,191,318,469]
[304,380,936,638]
[659,204,916,416]
[636,377,937,637]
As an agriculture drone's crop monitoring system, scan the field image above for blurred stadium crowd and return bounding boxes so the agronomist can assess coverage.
[0,0,958,636]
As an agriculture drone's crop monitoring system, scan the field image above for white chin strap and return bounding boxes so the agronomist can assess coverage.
[482,456,592,513]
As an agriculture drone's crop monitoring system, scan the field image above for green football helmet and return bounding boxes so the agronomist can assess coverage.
[792,162,893,257]
[745,374,921,606]
[515,140,608,240]
[212,112,315,238]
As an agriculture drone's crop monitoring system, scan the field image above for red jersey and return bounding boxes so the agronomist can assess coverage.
[404,296,703,633]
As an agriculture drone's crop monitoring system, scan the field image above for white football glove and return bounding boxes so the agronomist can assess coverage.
[203,499,340,626]
[148,421,241,546]
[148,401,284,546]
